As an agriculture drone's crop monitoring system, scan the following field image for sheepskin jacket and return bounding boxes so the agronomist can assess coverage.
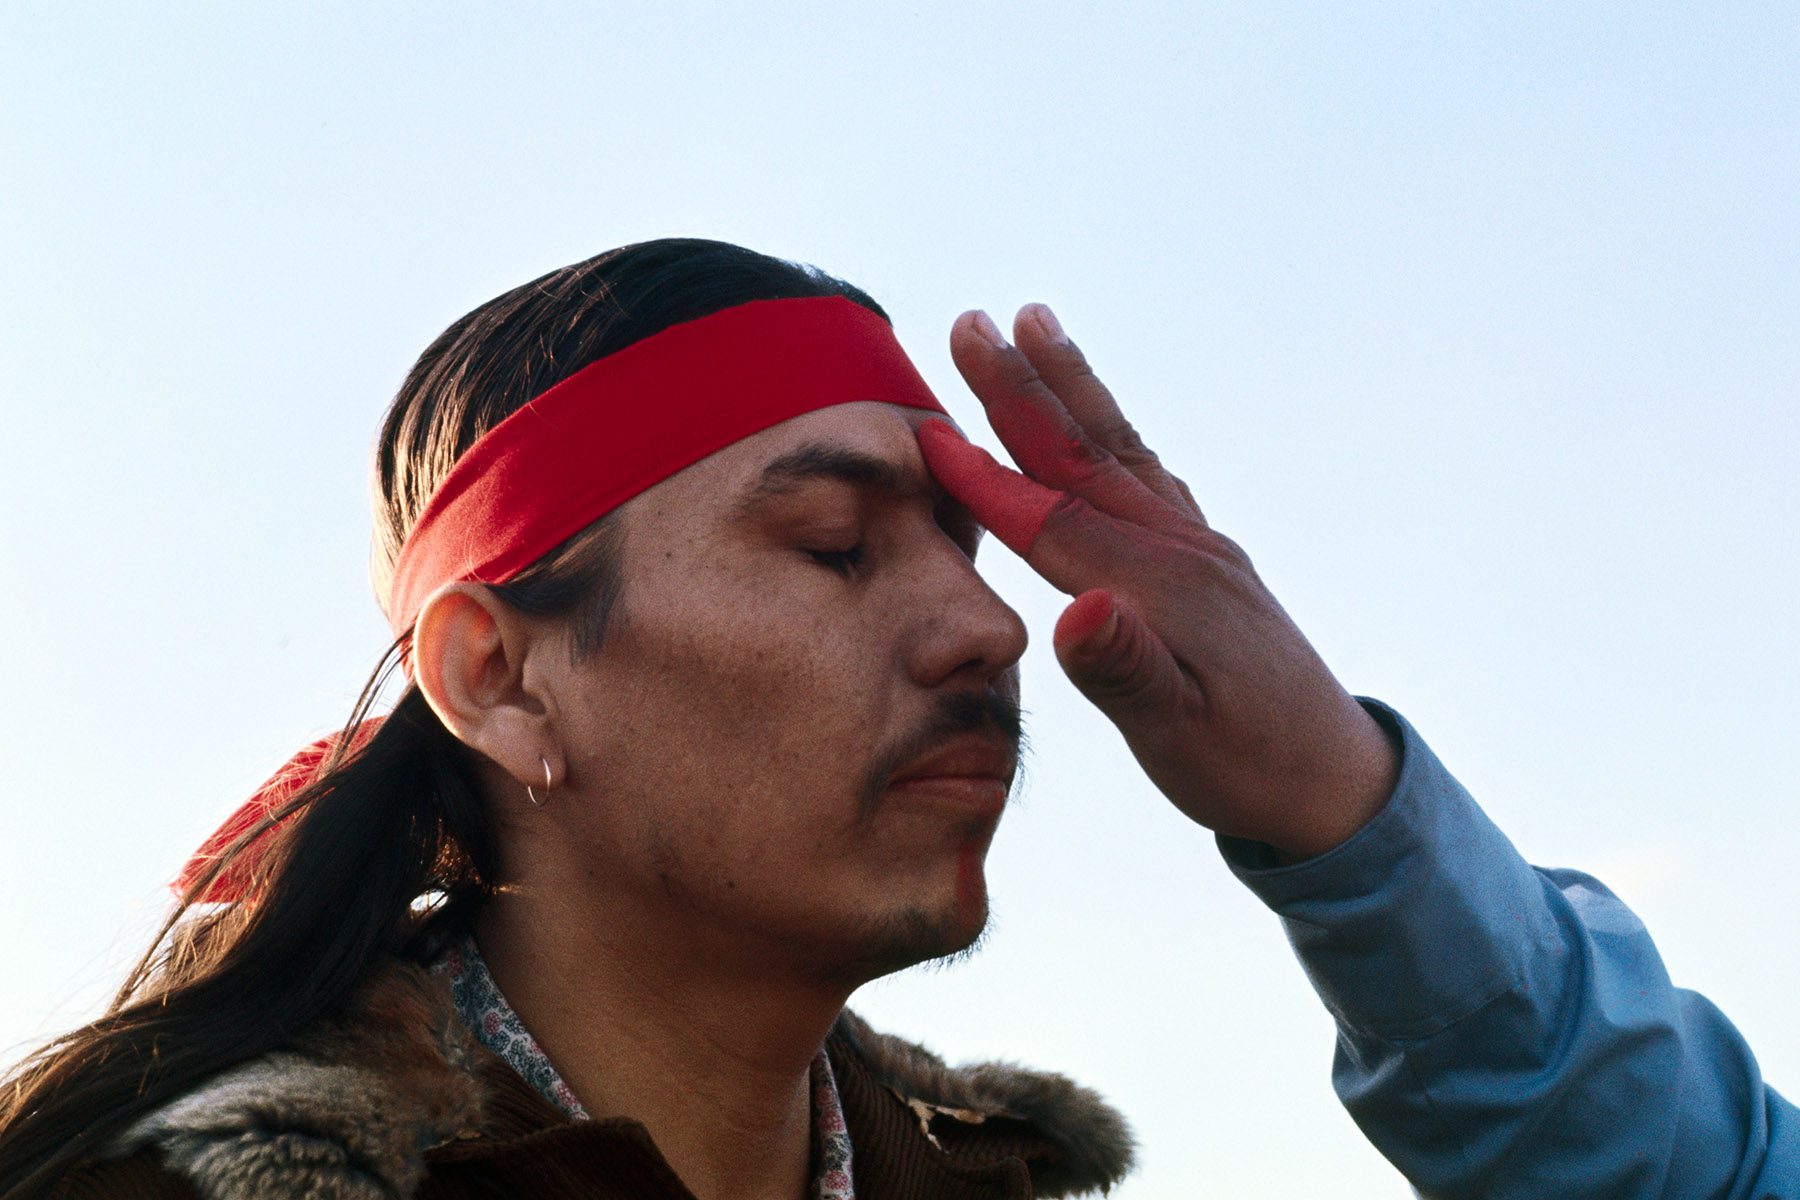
[52,962,1135,1199]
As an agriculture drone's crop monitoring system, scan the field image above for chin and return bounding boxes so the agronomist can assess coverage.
[820,898,992,988]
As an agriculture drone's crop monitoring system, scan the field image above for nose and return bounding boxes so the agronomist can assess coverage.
[904,541,1029,689]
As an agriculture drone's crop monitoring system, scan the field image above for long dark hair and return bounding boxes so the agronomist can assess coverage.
[0,238,886,1196]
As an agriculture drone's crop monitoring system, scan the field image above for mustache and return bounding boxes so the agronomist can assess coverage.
[858,690,1026,823]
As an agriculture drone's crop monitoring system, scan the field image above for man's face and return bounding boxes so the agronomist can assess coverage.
[538,401,1028,985]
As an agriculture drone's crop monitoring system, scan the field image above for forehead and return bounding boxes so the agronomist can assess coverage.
[622,401,960,528]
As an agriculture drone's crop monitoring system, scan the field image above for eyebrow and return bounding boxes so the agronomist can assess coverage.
[732,441,940,516]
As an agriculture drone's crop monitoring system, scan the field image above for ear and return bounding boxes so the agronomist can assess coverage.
[411,582,563,795]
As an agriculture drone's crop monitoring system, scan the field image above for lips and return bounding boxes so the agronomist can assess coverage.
[887,736,1018,797]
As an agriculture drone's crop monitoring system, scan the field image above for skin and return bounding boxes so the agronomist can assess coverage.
[412,401,1026,1200]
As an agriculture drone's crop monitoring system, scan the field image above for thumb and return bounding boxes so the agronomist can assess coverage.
[1052,589,1186,719]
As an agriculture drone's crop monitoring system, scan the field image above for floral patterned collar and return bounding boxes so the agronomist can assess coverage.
[434,935,855,1199]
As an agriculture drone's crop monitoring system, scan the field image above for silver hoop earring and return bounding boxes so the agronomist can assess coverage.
[526,755,552,807]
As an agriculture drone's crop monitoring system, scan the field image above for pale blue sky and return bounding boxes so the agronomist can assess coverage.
[3,4,1797,1195]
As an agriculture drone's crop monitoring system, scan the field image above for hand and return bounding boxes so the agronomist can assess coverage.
[918,305,1398,860]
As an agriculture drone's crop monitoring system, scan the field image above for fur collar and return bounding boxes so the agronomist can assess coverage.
[113,964,485,1198]
[830,1010,1135,1198]
[114,962,1134,1198]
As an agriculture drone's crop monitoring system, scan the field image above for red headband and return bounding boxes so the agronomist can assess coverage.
[387,295,945,633]
[180,295,946,902]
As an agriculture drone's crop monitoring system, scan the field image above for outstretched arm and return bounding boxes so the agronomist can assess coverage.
[1223,701,1798,1198]
[921,305,1799,1198]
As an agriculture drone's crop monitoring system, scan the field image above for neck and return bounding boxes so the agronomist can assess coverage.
[473,884,853,1200]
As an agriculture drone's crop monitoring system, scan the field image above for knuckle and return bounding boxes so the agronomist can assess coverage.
[1063,425,1112,470]
[1118,423,1154,457]
[1202,529,1255,572]
[1063,353,1102,386]
[1044,491,1093,530]
[1028,407,1112,477]
[1039,492,1116,550]
[1107,422,1159,468]
[999,344,1049,390]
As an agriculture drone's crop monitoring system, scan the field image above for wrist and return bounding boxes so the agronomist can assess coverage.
[1266,701,1402,863]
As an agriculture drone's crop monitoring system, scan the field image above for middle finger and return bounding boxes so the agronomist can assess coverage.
[949,310,1181,533]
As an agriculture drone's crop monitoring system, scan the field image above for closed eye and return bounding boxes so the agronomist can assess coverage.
[807,545,866,575]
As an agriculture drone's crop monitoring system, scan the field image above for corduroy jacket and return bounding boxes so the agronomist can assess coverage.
[52,963,1134,1199]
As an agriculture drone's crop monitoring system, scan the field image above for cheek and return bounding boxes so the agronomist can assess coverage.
[583,594,885,833]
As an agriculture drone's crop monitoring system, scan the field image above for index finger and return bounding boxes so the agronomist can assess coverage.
[917,420,1137,597]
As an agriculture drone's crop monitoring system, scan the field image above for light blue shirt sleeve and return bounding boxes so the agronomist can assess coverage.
[1219,700,1798,1199]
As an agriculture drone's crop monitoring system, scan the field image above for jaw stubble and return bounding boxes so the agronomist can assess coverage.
[620,688,1024,990]
[817,688,1022,986]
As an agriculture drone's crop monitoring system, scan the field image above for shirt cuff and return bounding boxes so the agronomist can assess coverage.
[1218,699,1564,1042]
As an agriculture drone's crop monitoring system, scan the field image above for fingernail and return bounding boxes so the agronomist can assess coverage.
[970,309,1009,349]
[1093,608,1120,652]
[1030,303,1068,345]
[1053,589,1119,656]
[1082,605,1120,653]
